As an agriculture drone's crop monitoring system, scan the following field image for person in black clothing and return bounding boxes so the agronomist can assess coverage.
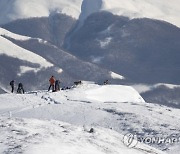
[55,80,60,91]
[17,83,25,94]
[10,80,15,93]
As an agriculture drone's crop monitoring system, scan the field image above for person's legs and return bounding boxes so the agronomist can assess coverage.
[11,86,14,93]
[48,85,52,91]
[55,84,57,91]
[17,87,20,93]
[22,88,25,94]
[52,85,55,91]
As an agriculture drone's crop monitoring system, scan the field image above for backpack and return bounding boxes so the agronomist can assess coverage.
[10,81,14,86]
[18,83,23,88]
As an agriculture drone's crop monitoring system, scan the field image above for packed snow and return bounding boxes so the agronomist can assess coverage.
[0,0,180,27]
[0,82,179,153]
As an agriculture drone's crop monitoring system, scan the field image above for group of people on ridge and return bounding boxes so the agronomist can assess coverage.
[10,76,61,94]
[10,76,109,94]
[10,80,24,94]
[48,76,60,92]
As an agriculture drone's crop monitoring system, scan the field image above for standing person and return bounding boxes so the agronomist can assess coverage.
[17,83,25,94]
[55,80,60,91]
[48,76,55,91]
[10,80,15,93]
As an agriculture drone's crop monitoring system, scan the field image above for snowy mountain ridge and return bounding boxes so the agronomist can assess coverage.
[0,0,180,27]
[0,35,54,75]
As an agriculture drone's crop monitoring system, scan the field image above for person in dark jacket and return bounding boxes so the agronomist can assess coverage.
[17,83,24,94]
[10,80,15,93]
[55,80,60,92]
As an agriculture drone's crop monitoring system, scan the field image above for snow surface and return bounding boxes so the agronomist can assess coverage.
[0,117,165,154]
[0,27,30,40]
[0,27,49,43]
[98,37,112,49]
[17,66,39,76]
[0,0,180,27]
[0,82,179,153]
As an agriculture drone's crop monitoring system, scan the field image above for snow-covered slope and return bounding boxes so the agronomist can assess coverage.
[0,0,180,27]
[0,27,30,40]
[0,83,179,153]
[0,117,165,154]
[0,35,53,75]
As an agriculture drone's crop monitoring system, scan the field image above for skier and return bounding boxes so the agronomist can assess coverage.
[17,83,25,94]
[48,76,55,91]
[55,80,60,92]
[9,80,15,93]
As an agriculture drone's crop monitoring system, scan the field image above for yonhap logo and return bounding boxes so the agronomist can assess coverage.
[123,133,138,148]
[123,133,180,148]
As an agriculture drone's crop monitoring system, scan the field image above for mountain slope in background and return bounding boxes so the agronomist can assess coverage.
[0,26,124,91]
[1,13,77,48]
[0,0,180,27]
[100,0,180,27]
[67,12,180,84]
[2,12,180,84]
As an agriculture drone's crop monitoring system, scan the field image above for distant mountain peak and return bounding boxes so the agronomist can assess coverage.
[0,0,180,27]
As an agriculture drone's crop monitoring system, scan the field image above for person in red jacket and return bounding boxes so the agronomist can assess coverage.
[48,76,55,91]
